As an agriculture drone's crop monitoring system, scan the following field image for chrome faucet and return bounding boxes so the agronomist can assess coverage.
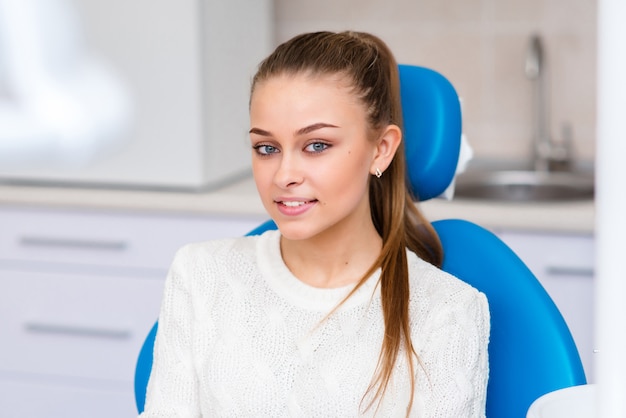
[525,34,572,172]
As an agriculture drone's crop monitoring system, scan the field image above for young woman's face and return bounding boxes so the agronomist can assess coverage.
[249,73,379,242]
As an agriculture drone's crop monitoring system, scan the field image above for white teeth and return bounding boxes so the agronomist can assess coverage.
[282,201,306,207]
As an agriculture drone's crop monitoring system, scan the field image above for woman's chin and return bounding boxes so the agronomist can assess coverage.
[274,222,322,242]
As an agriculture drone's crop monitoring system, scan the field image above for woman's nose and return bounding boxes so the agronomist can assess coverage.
[274,153,303,188]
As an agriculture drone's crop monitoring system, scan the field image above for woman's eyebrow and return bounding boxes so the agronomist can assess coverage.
[249,127,271,136]
[249,123,339,138]
[295,122,339,136]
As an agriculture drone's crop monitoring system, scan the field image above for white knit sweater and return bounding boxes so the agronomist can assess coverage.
[140,230,489,417]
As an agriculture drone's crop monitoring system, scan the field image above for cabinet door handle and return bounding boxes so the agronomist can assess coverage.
[24,322,132,340]
[19,236,128,252]
[545,265,595,277]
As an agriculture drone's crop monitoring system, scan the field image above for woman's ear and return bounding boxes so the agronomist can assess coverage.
[371,124,402,176]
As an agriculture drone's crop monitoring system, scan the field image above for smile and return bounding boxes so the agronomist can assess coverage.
[275,199,317,216]
[281,201,307,207]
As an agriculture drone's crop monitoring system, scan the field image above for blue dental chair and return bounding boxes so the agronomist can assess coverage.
[134,65,586,418]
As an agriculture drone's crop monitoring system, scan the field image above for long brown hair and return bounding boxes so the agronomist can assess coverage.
[251,31,443,415]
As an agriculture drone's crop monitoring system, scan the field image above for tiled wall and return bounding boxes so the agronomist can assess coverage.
[274,0,597,163]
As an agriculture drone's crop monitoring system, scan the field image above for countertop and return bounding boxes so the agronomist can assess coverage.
[0,177,595,234]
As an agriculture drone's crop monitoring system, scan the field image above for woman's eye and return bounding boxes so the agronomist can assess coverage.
[254,144,279,155]
[305,142,329,153]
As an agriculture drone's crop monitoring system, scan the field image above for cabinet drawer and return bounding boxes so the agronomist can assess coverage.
[496,231,594,277]
[0,379,136,418]
[0,207,263,270]
[0,270,163,382]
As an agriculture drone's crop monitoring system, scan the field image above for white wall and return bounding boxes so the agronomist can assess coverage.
[595,0,626,416]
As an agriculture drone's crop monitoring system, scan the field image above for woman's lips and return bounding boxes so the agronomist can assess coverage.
[275,199,318,216]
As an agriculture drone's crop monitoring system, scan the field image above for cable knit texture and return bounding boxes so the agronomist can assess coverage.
[140,230,490,417]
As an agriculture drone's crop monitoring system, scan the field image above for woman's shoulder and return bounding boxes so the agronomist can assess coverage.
[406,250,488,317]
[406,251,490,354]
[162,229,280,300]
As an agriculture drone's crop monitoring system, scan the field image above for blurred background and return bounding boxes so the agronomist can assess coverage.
[0,0,595,189]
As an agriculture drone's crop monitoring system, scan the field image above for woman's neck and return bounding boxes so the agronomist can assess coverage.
[279,222,383,289]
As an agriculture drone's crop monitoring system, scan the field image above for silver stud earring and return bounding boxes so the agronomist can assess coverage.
[375,168,382,178]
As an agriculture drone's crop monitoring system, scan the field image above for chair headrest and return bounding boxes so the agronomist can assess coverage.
[398,65,462,201]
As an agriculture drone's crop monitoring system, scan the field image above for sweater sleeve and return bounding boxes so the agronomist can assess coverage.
[416,288,490,418]
[139,245,202,418]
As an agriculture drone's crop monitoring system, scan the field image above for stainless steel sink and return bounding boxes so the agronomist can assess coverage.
[453,34,596,203]
[454,170,595,202]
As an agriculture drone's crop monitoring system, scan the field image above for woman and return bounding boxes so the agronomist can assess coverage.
[141,31,489,417]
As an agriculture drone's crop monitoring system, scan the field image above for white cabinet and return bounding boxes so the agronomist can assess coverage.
[496,230,596,382]
[0,206,265,418]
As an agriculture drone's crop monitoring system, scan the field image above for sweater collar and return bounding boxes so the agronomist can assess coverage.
[256,230,381,311]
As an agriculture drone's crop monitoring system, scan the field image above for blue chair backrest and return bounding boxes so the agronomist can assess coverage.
[398,64,461,201]
[134,65,586,417]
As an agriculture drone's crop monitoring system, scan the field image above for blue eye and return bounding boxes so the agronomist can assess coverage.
[254,144,279,155]
[305,142,329,153]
